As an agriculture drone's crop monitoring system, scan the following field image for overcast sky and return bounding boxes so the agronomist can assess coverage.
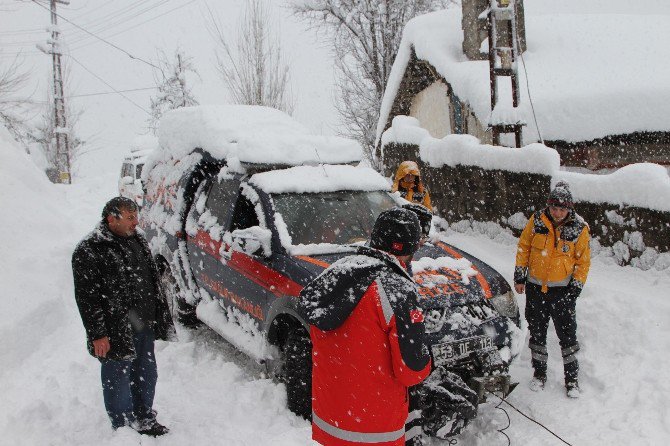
[1,0,339,172]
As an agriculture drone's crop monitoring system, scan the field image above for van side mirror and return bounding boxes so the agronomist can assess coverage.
[230,226,272,258]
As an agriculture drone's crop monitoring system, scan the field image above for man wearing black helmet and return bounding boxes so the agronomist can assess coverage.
[514,181,591,398]
[300,207,432,446]
[72,197,174,435]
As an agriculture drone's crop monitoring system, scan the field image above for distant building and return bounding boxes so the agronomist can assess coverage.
[376,1,670,170]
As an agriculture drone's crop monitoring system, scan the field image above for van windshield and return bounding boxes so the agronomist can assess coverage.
[271,191,397,246]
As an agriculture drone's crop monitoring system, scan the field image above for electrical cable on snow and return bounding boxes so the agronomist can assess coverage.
[486,390,574,446]
[492,393,512,446]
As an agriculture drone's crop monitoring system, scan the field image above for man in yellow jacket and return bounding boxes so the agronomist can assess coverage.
[514,181,590,398]
[392,161,432,211]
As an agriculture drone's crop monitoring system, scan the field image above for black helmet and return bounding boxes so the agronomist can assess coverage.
[370,207,421,256]
[402,203,432,237]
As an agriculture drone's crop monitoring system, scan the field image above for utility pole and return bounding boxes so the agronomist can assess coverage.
[37,0,71,184]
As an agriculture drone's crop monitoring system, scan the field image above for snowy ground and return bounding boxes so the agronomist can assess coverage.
[1,137,669,445]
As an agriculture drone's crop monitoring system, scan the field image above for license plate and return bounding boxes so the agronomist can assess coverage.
[431,336,493,366]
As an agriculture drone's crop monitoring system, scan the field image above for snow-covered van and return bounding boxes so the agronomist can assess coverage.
[118,134,158,206]
[140,105,523,439]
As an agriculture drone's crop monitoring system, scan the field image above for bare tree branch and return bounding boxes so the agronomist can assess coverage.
[207,0,293,114]
[0,53,36,153]
[290,0,449,164]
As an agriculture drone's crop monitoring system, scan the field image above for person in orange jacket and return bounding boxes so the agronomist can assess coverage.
[392,161,432,211]
[300,208,432,446]
[514,181,591,398]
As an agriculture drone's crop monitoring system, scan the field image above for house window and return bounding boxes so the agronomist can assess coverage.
[450,91,466,134]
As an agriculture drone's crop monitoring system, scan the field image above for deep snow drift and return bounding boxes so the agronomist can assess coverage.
[1,131,668,445]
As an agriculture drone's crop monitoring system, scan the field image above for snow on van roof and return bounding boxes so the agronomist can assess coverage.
[249,164,391,194]
[377,3,670,145]
[131,134,159,153]
[158,105,362,165]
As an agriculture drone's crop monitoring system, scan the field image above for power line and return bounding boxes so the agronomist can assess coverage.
[515,32,544,145]
[30,0,160,70]
[66,54,151,116]
[63,0,173,46]
[70,86,157,98]
[30,86,158,102]
[69,0,199,52]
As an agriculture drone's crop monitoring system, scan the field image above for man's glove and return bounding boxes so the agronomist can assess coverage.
[566,278,584,299]
[513,266,528,285]
[418,366,478,438]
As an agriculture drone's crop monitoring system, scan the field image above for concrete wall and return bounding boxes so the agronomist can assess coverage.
[382,141,670,262]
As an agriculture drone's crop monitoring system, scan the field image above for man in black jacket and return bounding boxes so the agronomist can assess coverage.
[72,197,174,436]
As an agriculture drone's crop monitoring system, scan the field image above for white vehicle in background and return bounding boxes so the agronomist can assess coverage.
[118,134,159,206]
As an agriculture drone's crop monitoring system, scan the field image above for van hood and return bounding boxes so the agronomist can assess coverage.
[294,241,510,309]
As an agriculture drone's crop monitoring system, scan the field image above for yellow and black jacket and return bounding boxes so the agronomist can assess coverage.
[392,161,432,210]
[515,209,591,293]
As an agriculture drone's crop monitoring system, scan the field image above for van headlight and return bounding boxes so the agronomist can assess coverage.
[488,290,519,319]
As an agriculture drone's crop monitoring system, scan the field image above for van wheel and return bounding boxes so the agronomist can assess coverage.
[159,264,200,327]
[284,329,312,420]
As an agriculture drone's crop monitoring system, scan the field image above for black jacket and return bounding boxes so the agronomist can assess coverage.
[72,222,174,360]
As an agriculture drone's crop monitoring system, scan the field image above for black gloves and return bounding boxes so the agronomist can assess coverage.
[566,278,584,299]
[513,266,528,285]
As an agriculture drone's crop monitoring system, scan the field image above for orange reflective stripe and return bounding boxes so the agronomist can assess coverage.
[295,255,331,269]
[437,242,492,299]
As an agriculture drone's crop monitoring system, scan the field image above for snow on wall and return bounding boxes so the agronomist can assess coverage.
[383,116,670,212]
[377,5,670,145]
[380,116,431,148]
[157,105,362,167]
[249,164,391,194]
[555,163,670,213]
[384,115,560,175]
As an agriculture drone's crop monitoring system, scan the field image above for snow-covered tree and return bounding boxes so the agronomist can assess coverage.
[291,0,450,162]
[148,49,199,134]
[0,55,34,152]
[208,0,293,114]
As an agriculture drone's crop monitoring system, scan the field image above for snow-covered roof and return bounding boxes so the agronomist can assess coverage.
[249,164,391,194]
[377,2,670,145]
[158,105,363,166]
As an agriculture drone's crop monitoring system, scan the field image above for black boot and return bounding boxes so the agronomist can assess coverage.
[138,421,170,437]
[566,380,580,399]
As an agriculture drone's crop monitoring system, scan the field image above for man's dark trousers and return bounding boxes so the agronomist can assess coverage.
[100,327,157,429]
[525,282,579,384]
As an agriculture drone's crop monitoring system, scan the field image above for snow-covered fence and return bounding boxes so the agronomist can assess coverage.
[380,117,670,266]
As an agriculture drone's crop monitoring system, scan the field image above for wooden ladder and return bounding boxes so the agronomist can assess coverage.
[487,0,525,147]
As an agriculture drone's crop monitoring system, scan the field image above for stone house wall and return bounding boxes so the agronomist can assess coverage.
[382,142,670,262]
